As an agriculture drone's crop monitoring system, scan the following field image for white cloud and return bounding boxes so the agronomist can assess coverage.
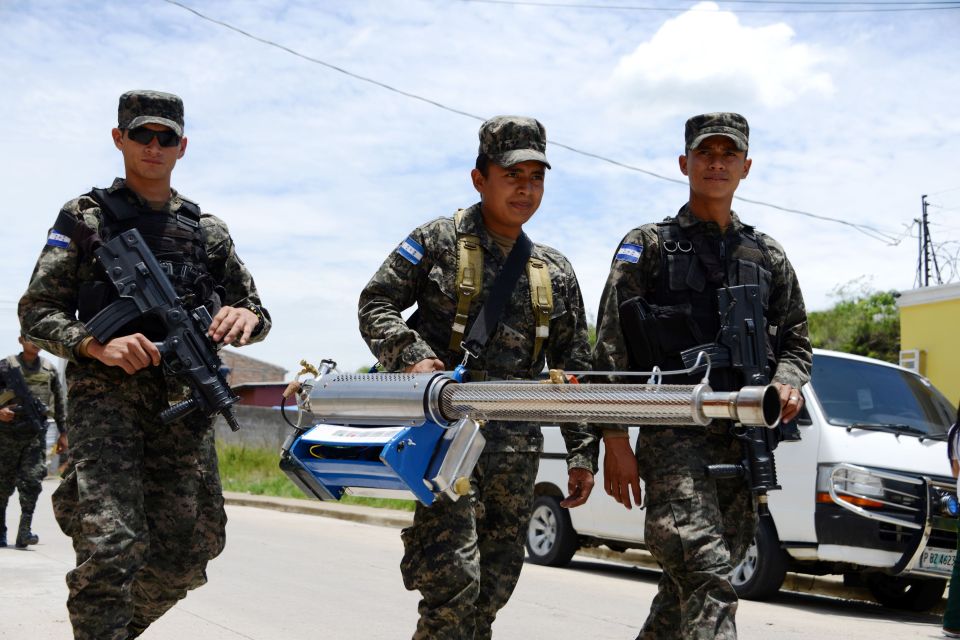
[601,1,834,117]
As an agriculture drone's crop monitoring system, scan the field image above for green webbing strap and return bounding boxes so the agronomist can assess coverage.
[527,258,553,362]
[450,210,483,352]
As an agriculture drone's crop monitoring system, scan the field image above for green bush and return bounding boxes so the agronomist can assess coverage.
[808,280,900,364]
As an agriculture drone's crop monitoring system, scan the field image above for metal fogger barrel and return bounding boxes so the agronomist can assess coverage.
[308,372,781,429]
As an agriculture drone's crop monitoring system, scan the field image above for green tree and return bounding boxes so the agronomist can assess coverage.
[807,280,900,363]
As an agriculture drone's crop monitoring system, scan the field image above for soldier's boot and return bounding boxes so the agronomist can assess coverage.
[14,512,38,549]
[0,508,6,548]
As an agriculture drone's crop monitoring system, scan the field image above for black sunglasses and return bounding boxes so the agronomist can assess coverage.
[126,126,181,148]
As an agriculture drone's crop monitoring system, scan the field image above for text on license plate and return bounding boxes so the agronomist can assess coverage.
[919,548,956,573]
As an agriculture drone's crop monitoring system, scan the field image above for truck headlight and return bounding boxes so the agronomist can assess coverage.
[816,464,885,508]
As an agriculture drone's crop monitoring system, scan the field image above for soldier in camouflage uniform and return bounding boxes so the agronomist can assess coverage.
[18,90,270,640]
[0,336,66,548]
[359,116,598,639]
[594,113,812,639]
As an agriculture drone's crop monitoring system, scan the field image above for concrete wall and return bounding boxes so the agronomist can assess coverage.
[213,405,293,451]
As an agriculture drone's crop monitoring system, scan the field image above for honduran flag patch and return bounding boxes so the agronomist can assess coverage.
[397,236,424,265]
[46,230,71,248]
[615,242,643,263]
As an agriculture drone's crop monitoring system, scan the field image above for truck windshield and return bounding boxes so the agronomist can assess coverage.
[812,354,953,438]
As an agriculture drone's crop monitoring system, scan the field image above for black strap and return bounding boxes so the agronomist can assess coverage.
[461,232,533,358]
[53,209,102,256]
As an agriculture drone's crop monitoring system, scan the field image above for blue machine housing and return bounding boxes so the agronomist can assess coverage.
[279,367,476,506]
[282,421,448,505]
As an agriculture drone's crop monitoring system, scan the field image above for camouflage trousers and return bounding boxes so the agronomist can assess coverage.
[636,425,757,640]
[52,369,227,640]
[0,426,46,531]
[400,449,540,640]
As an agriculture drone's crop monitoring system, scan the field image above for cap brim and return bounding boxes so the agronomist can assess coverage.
[689,129,747,151]
[492,149,551,170]
[126,116,183,137]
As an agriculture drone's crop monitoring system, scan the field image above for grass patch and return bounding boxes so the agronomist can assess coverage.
[216,442,415,512]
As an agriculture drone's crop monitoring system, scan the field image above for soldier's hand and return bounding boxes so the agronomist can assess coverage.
[55,432,68,454]
[208,306,259,346]
[561,467,595,508]
[603,435,642,510]
[88,334,161,375]
[0,407,15,422]
[774,382,804,423]
[403,358,444,373]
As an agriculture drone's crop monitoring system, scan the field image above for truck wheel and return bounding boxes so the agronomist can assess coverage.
[865,574,946,611]
[526,495,578,567]
[732,516,788,600]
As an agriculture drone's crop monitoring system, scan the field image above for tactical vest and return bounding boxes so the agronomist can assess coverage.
[640,219,776,390]
[448,210,554,362]
[75,187,221,339]
[0,355,52,431]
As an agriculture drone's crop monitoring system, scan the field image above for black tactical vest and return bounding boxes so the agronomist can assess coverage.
[626,218,775,390]
[76,187,222,339]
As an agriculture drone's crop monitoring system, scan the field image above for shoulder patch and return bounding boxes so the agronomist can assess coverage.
[397,236,425,265]
[615,242,643,264]
[46,230,71,248]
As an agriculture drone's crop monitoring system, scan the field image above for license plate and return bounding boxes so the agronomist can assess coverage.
[919,547,956,574]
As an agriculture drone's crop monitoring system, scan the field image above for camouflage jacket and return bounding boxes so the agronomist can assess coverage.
[18,178,271,382]
[358,203,598,469]
[0,354,65,433]
[594,205,812,438]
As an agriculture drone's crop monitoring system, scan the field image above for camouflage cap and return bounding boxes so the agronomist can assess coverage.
[478,116,551,169]
[685,112,749,152]
[118,90,184,137]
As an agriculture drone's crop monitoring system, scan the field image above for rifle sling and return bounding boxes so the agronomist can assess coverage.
[461,232,533,358]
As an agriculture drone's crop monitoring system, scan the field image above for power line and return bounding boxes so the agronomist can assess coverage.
[928,185,960,196]
[163,0,907,244]
[459,0,960,13]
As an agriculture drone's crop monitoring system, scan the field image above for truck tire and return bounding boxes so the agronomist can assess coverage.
[526,495,578,567]
[865,574,947,611]
[732,516,788,600]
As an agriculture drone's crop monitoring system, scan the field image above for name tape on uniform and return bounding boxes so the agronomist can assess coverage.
[397,236,425,265]
[615,242,643,263]
[46,230,71,248]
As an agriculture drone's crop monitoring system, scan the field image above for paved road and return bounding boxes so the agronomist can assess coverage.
[1,482,947,639]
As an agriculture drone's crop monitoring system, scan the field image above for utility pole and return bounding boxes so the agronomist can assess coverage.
[918,194,943,287]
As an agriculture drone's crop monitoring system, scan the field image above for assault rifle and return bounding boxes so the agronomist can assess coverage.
[0,359,49,431]
[686,284,783,509]
[85,228,241,431]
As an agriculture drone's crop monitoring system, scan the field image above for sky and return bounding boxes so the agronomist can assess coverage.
[1,0,959,377]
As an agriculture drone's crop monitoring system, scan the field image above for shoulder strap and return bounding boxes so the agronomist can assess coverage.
[527,258,553,362]
[90,187,138,222]
[52,209,102,257]
[461,232,533,359]
[449,209,484,352]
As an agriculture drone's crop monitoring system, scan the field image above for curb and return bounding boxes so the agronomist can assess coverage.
[223,491,414,528]
[223,492,946,613]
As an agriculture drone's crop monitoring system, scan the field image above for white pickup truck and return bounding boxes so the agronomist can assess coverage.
[528,349,958,611]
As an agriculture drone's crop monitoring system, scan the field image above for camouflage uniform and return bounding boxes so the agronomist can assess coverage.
[593,114,811,639]
[0,353,65,547]
[18,92,270,640]
[359,117,596,640]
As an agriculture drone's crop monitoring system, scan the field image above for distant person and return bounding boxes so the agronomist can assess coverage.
[0,335,66,548]
[593,112,812,639]
[943,404,960,638]
[19,89,270,639]
[358,115,597,639]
